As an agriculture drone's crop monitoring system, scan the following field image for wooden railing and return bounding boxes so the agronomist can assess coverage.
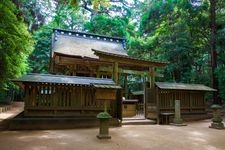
[23,83,115,116]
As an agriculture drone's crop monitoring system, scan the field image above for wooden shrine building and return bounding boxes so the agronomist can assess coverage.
[50,28,167,85]
[147,82,216,122]
[11,29,216,128]
[12,28,169,128]
[48,28,168,120]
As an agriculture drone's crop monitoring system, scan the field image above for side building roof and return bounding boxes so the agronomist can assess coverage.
[155,82,216,92]
[12,74,121,89]
[52,28,127,59]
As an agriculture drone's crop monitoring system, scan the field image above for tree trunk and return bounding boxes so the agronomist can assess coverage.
[210,0,220,104]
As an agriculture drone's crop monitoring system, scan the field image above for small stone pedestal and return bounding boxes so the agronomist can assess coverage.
[97,112,112,139]
[209,104,224,129]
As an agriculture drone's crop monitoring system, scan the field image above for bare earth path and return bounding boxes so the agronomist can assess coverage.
[0,117,225,150]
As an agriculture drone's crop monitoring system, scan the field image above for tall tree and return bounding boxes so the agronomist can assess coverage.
[0,0,33,100]
[210,0,220,104]
[84,15,135,37]
[12,0,55,31]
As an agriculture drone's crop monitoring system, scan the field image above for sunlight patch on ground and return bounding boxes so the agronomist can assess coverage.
[203,145,221,150]
[31,146,48,150]
[190,131,205,136]
[0,113,15,119]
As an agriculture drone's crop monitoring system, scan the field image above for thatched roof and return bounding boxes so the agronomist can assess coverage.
[155,82,216,91]
[52,29,127,59]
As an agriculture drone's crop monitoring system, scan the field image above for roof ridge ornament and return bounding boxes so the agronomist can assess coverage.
[53,28,125,43]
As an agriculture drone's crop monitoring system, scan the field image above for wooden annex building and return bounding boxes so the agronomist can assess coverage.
[147,82,216,123]
[13,74,120,117]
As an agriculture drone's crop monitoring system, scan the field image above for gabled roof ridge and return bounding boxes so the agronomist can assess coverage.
[53,28,126,41]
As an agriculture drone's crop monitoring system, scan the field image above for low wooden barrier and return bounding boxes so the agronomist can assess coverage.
[23,83,116,117]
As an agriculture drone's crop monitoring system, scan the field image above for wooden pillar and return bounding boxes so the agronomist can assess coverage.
[124,74,128,99]
[149,67,155,88]
[96,66,100,78]
[113,62,119,84]
[73,64,77,76]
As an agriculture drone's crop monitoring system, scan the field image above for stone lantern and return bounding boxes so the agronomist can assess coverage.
[209,104,224,129]
[96,111,112,139]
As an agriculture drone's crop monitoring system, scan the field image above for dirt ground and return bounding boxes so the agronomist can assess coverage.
[0,118,225,150]
[0,103,225,150]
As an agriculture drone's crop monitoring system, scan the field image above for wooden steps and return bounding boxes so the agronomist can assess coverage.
[122,118,156,125]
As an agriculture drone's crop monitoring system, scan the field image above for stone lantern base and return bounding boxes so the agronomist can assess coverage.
[97,112,112,139]
[209,104,225,130]
[209,122,224,129]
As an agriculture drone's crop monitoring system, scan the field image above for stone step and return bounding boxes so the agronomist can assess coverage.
[9,116,120,130]
[122,119,156,125]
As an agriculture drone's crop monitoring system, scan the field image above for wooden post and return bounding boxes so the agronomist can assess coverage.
[113,62,119,84]
[96,66,100,78]
[124,74,128,99]
[149,67,155,88]
[73,65,77,76]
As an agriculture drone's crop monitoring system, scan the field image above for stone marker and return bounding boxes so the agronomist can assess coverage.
[173,100,184,125]
[209,104,224,129]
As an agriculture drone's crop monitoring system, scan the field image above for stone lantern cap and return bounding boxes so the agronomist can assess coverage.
[211,104,222,109]
[97,112,112,119]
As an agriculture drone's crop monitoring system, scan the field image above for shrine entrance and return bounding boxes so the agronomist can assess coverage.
[93,49,167,121]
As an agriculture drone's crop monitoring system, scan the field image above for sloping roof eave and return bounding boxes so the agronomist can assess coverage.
[155,82,216,92]
[12,74,117,87]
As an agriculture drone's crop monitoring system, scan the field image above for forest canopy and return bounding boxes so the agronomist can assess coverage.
[0,0,225,103]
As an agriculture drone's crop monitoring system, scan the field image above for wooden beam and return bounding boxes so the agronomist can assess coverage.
[99,66,164,77]
[54,54,112,66]
[93,49,167,68]
[149,67,155,88]
[99,66,113,72]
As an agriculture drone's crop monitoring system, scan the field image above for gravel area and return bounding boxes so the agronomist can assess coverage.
[0,118,225,150]
[0,103,224,150]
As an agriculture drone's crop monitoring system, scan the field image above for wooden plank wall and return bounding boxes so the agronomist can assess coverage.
[158,89,205,113]
[23,83,116,117]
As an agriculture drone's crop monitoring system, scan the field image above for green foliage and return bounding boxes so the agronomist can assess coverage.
[28,26,52,73]
[52,4,88,30]
[0,0,33,100]
[217,67,225,100]
[14,0,55,31]
[28,4,88,73]
[68,0,111,10]
[84,15,132,37]
[136,0,210,83]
